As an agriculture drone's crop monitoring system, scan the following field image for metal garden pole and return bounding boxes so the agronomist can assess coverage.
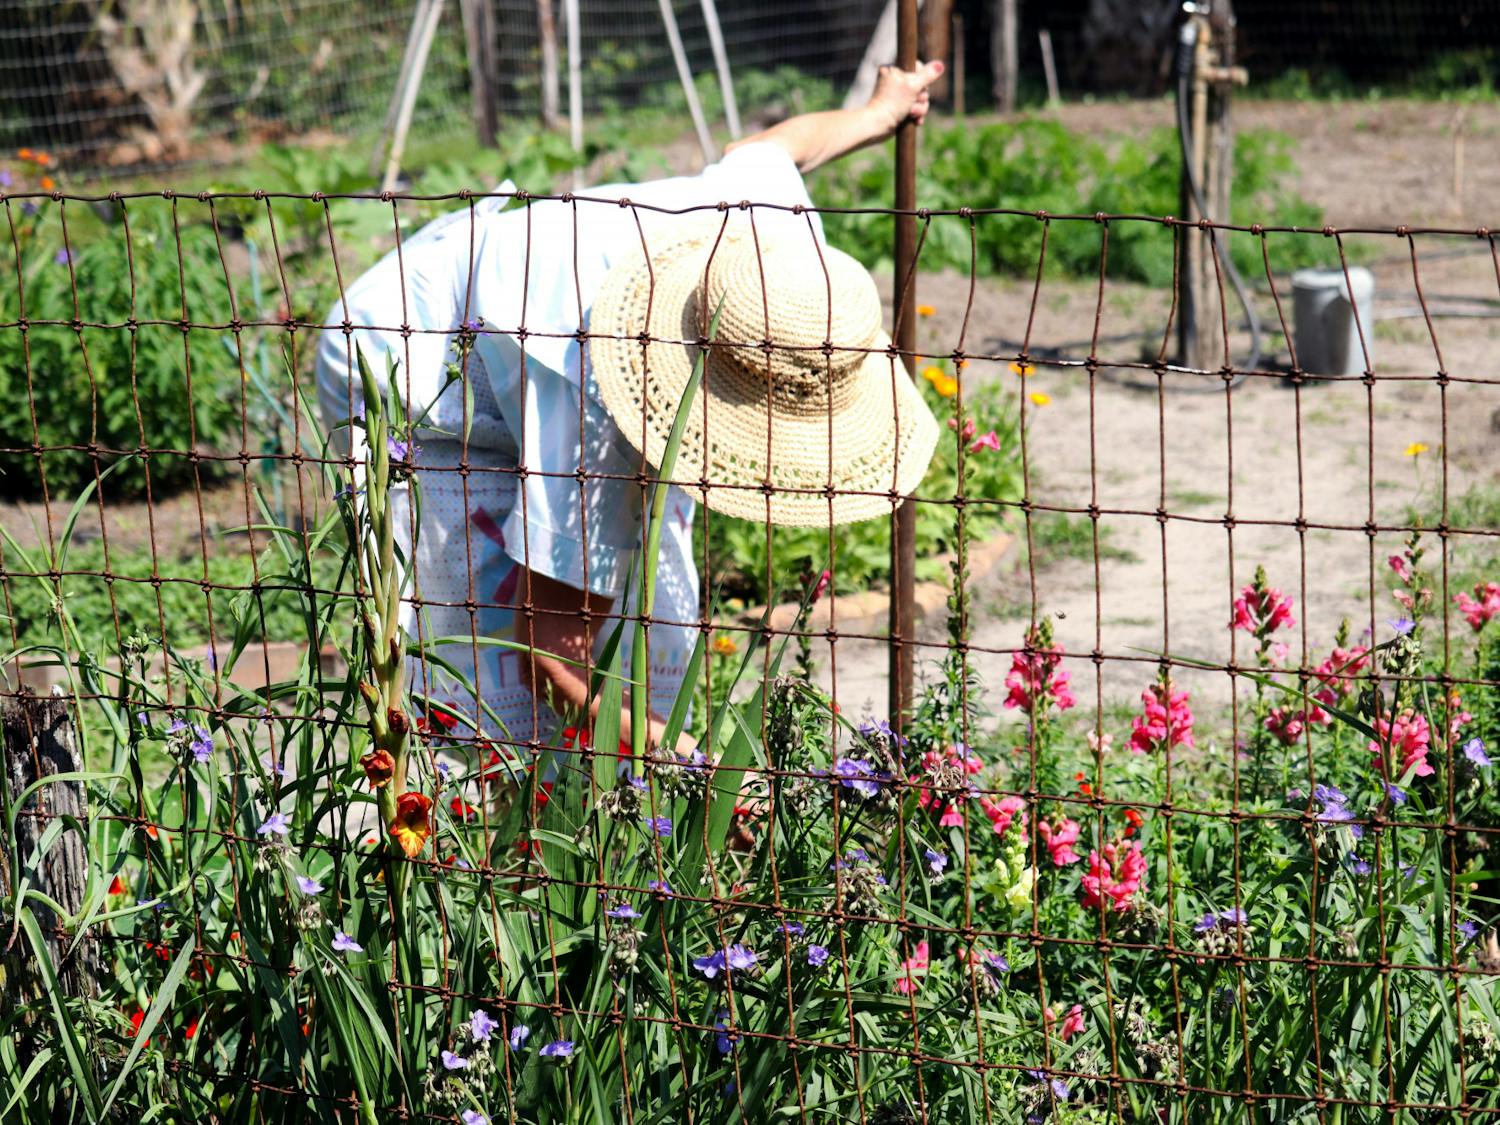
[889,0,918,728]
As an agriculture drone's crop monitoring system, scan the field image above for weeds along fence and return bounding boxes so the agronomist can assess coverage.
[2,184,1500,1124]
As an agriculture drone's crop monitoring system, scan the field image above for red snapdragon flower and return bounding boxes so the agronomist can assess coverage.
[1037,816,1082,866]
[1369,709,1433,779]
[1231,567,1295,637]
[1081,838,1147,913]
[1046,1002,1086,1042]
[1456,582,1500,632]
[1002,623,1075,716]
[1129,679,1195,755]
[895,940,930,996]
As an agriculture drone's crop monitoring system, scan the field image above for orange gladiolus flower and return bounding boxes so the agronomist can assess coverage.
[108,874,127,896]
[389,791,433,858]
[35,152,51,166]
[360,747,395,789]
[40,176,55,191]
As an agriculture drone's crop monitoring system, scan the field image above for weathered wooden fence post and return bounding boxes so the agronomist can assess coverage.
[2,689,96,1003]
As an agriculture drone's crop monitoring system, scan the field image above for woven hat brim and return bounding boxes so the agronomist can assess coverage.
[587,223,941,528]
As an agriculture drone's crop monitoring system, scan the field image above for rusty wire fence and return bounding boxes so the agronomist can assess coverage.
[2,182,1500,1123]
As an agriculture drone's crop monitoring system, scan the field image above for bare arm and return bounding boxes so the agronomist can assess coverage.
[724,60,946,172]
[517,568,693,756]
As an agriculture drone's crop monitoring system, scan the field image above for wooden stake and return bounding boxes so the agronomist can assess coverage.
[460,0,499,146]
[2,692,96,1005]
[700,0,741,139]
[658,0,716,164]
[564,0,583,185]
[379,0,446,193]
[890,0,919,727]
[537,0,560,130]
[953,12,965,117]
[1039,28,1060,105]
[991,0,1017,112]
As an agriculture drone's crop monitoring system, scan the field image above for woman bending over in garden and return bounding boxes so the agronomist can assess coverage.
[315,60,945,760]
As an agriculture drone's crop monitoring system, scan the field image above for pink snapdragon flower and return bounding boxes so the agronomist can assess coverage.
[1046,1003,1086,1042]
[1369,709,1433,779]
[1387,554,1412,583]
[1312,644,1371,710]
[1265,705,1328,746]
[1002,623,1075,716]
[1231,567,1295,637]
[1455,582,1500,632]
[970,430,1003,453]
[978,794,1027,837]
[1037,816,1082,866]
[895,940,930,996]
[1080,838,1147,913]
[1128,679,1195,755]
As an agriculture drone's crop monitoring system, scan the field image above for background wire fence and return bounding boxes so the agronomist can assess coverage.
[2,181,1499,1122]
[6,0,1500,182]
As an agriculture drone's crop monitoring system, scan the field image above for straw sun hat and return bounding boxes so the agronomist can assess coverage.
[587,221,939,527]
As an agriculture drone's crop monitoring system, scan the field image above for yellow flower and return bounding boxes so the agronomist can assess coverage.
[1005,865,1037,911]
[921,366,958,398]
[1009,360,1033,378]
[711,633,739,656]
[1029,391,1051,407]
[1404,442,1429,457]
[916,303,936,317]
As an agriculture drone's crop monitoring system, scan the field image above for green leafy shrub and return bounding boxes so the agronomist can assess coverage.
[811,118,1331,286]
[0,206,245,500]
[3,537,340,654]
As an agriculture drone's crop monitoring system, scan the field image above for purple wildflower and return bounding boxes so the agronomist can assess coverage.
[295,875,324,894]
[648,879,673,896]
[470,1008,498,1042]
[509,1024,530,1050]
[462,1113,489,1125]
[781,921,805,937]
[1460,920,1480,942]
[387,436,418,462]
[0,170,11,187]
[435,760,452,782]
[606,903,641,920]
[713,1010,736,1054]
[644,815,672,838]
[441,1050,469,1071]
[1389,617,1416,636]
[258,812,290,836]
[832,757,883,798]
[1465,738,1491,768]
[54,248,70,266]
[539,1040,573,1058]
[1386,783,1408,805]
[726,944,758,971]
[925,848,947,876]
[189,725,213,764]
[1347,856,1372,876]
[693,950,727,978]
[806,944,830,967]
[331,930,363,953]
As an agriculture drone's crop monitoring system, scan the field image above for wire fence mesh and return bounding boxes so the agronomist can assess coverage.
[2,172,1500,1122]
